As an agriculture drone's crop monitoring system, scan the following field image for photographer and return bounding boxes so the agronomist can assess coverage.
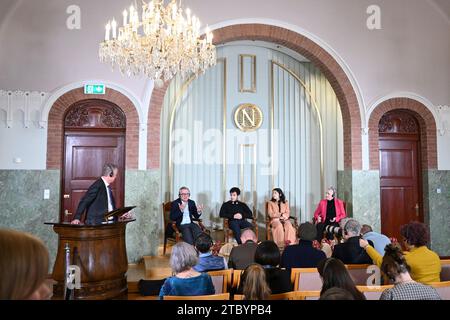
[332,219,373,264]
[313,186,346,241]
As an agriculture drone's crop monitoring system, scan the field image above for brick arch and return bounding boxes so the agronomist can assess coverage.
[46,87,139,169]
[368,98,437,170]
[147,23,362,169]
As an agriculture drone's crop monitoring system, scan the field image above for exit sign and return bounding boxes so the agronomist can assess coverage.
[84,84,106,95]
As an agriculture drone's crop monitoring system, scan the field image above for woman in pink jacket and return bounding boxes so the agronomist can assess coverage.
[313,187,346,241]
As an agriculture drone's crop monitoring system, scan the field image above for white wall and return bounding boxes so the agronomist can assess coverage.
[0,0,449,169]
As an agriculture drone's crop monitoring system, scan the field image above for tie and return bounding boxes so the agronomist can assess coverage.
[107,185,116,210]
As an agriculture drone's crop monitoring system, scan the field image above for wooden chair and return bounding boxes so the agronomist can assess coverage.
[346,264,377,286]
[291,268,322,291]
[232,269,244,290]
[356,285,393,300]
[430,281,450,300]
[163,293,230,300]
[207,269,233,294]
[265,202,298,241]
[233,291,297,300]
[295,291,321,300]
[223,216,258,243]
[162,202,208,255]
[441,259,450,281]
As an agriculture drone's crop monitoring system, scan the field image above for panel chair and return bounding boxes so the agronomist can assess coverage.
[291,268,322,292]
[223,216,258,244]
[356,285,393,300]
[440,259,450,281]
[162,202,208,255]
[265,202,298,241]
[163,293,230,300]
[430,281,450,300]
[207,269,233,294]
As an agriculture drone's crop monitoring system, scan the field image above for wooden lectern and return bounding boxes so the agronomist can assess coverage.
[46,219,134,300]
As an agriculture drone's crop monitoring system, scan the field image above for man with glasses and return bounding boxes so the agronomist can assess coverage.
[170,186,204,245]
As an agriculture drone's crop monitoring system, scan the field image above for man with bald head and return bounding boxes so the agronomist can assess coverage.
[228,229,258,270]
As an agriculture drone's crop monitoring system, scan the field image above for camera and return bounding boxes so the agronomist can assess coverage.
[324,225,342,237]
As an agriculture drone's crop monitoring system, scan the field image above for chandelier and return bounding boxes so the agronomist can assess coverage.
[99,0,216,85]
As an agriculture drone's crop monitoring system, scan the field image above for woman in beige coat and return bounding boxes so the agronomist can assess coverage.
[267,188,297,248]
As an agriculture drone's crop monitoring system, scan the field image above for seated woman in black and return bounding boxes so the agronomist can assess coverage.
[238,240,292,294]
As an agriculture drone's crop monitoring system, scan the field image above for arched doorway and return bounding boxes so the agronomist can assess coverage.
[378,110,423,241]
[61,99,126,222]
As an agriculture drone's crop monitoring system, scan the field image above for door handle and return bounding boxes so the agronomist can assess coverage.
[415,203,419,217]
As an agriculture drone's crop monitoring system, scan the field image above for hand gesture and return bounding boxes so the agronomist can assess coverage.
[179,202,186,212]
[359,238,369,249]
[316,216,322,223]
[71,219,81,225]
[197,204,204,213]
[233,213,242,220]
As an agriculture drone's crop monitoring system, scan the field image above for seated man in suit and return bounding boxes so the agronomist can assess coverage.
[71,163,131,225]
[170,186,204,245]
[332,219,373,264]
[228,229,258,270]
[281,222,326,269]
[219,187,253,244]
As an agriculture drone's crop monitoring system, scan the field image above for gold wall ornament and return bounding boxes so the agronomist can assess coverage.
[234,103,263,132]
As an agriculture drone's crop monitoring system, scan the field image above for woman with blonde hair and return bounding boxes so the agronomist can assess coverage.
[0,228,51,300]
[241,263,271,300]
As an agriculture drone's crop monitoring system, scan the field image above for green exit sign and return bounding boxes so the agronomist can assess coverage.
[84,84,106,95]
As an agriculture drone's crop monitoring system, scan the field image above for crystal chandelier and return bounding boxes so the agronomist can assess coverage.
[99,0,216,85]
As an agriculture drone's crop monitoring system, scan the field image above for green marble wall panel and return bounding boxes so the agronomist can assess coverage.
[124,169,160,262]
[337,170,353,216]
[0,170,60,268]
[351,170,381,232]
[427,170,450,256]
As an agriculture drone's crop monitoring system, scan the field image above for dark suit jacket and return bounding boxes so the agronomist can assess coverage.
[228,241,258,270]
[170,198,201,226]
[280,240,327,269]
[332,236,374,264]
[74,178,114,225]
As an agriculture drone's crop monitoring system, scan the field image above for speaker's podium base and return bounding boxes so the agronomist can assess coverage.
[46,220,134,300]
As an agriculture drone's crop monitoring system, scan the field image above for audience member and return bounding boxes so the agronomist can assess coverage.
[228,229,258,269]
[332,219,373,264]
[159,242,215,299]
[193,233,227,272]
[241,263,271,300]
[318,258,366,300]
[319,287,355,300]
[0,229,51,300]
[360,221,441,284]
[361,224,391,256]
[379,244,441,300]
[281,222,326,268]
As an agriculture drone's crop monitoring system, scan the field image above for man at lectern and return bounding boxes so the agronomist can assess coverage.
[71,163,131,225]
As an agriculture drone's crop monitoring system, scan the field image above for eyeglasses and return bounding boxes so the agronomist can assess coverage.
[179,193,190,196]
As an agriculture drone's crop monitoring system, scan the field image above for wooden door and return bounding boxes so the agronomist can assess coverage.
[61,100,126,222]
[379,111,423,242]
